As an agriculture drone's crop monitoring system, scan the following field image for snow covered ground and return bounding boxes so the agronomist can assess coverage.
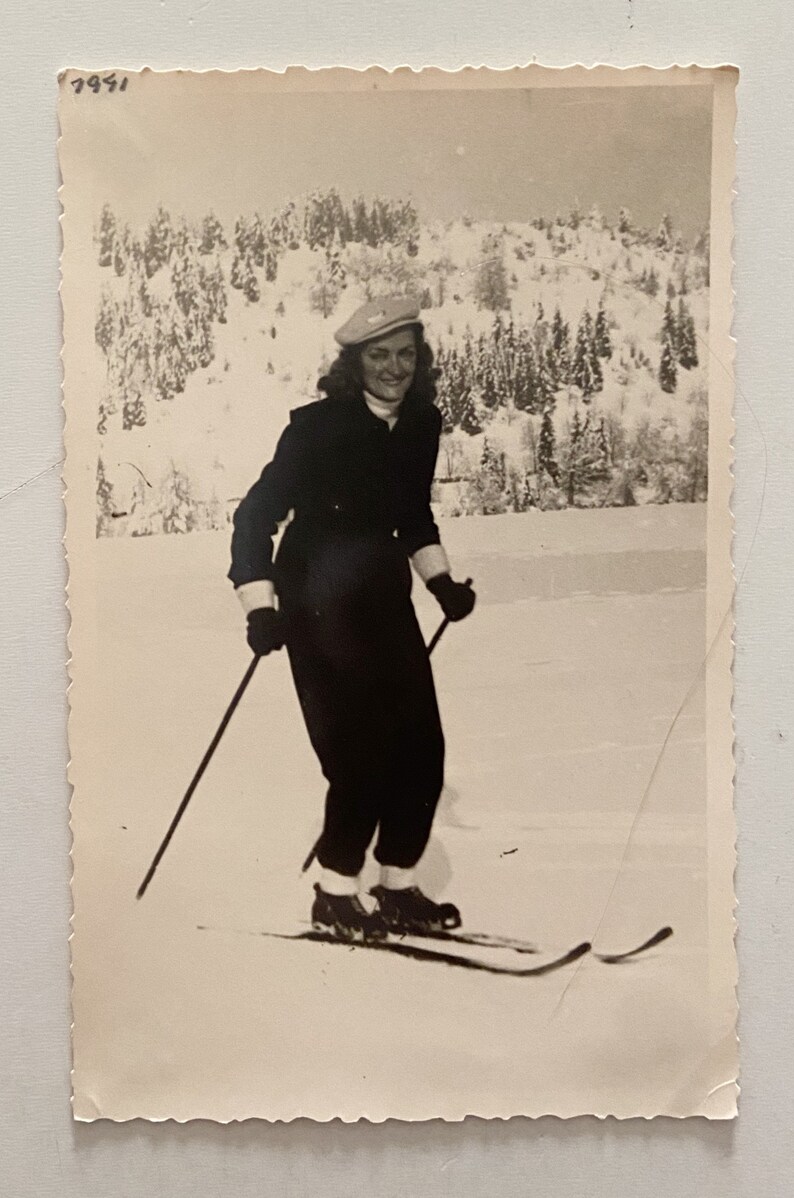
[71,503,724,1121]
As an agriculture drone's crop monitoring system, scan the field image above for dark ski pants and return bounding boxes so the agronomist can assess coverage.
[285,589,445,878]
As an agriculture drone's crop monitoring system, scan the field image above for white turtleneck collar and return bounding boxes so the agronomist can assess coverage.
[364,390,402,430]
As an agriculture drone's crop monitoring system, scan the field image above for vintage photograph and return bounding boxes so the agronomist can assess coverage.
[60,66,737,1121]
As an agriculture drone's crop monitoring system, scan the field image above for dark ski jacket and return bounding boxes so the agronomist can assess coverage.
[228,393,443,602]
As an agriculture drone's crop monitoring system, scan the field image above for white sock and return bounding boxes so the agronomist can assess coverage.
[319,868,359,897]
[379,865,416,891]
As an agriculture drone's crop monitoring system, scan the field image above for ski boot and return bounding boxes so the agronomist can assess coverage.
[311,884,387,943]
[370,885,462,935]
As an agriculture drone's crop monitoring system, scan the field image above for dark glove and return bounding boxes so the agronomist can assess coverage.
[427,574,476,622]
[246,608,286,656]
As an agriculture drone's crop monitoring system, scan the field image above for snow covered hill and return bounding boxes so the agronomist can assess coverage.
[90,195,710,536]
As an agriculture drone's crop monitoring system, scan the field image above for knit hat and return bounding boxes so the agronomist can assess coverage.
[333,296,422,347]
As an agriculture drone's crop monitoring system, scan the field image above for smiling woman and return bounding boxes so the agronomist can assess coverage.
[361,329,418,404]
[228,296,476,942]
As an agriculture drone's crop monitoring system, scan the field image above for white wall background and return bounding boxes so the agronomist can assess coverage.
[2,2,792,1194]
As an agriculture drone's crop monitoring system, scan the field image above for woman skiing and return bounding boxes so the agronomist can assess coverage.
[229,297,475,942]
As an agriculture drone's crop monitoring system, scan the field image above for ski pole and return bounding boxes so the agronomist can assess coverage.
[137,654,261,899]
[300,578,473,874]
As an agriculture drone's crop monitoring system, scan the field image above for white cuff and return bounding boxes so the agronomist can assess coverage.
[236,580,276,614]
[319,868,360,896]
[379,865,416,890]
[410,543,450,584]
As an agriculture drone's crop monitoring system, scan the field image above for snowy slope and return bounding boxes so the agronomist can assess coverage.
[70,505,720,1121]
[92,202,709,530]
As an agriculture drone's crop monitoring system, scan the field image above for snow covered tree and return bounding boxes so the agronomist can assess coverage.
[202,260,227,324]
[96,457,115,536]
[520,469,537,510]
[112,225,131,276]
[636,266,660,297]
[121,387,146,431]
[618,206,633,236]
[97,204,116,268]
[662,299,678,355]
[550,308,572,385]
[561,408,609,506]
[659,340,677,393]
[572,311,602,397]
[326,231,347,287]
[95,288,115,356]
[474,235,509,313]
[229,252,245,290]
[593,299,613,359]
[467,438,508,514]
[538,407,558,483]
[677,299,699,369]
[588,204,606,231]
[199,212,227,255]
[143,206,173,278]
[309,268,341,319]
[458,388,482,436]
[242,260,260,304]
[250,214,265,268]
[656,213,674,252]
[158,462,197,534]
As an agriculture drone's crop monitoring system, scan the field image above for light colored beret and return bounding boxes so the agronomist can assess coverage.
[333,296,422,347]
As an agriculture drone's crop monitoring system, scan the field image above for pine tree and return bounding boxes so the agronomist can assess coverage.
[618,206,633,236]
[594,299,613,359]
[143,206,173,279]
[662,299,678,356]
[159,462,196,534]
[538,408,558,483]
[659,341,677,393]
[656,214,673,252]
[551,307,572,384]
[520,469,537,510]
[475,439,508,514]
[122,388,147,430]
[677,299,699,369]
[97,204,116,268]
[199,212,227,255]
[250,214,265,267]
[203,260,227,324]
[95,288,115,356]
[458,388,482,436]
[230,253,245,290]
[514,343,538,412]
[96,457,115,536]
[113,226,130,276]
[234,216,250,258]
[241,258,260,304]
[474,235,509,313]
[572,311,600,397]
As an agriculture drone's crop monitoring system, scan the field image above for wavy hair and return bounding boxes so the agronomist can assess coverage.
[317,323,439,409]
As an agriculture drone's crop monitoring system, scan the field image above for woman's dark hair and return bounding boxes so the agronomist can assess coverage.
[317,323,439,409]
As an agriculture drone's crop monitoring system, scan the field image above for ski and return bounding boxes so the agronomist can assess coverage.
[594,925,674,964]
[394,928,539,954]
[386,924,673,961]
[261,929,591,977]
[289,920,672,960]
[388,924,673,962]
[199,922,673,968]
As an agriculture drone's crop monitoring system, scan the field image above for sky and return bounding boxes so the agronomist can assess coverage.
[86,79,713,240]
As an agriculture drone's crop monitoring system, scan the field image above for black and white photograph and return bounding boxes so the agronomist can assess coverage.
[59,65,737,1121]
